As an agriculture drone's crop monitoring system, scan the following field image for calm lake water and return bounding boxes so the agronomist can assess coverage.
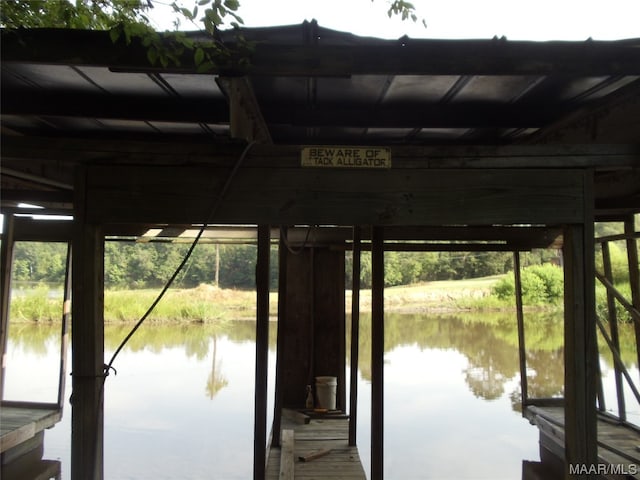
[4,312,638,479]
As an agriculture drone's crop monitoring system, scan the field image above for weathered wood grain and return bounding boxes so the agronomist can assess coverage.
[0,406,61,453]
[525,406,640,479]
[85,166,585,226]
[279,429,294,480]
[266,415,366,480]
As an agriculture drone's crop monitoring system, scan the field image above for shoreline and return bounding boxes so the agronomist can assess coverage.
[10,275,565,324]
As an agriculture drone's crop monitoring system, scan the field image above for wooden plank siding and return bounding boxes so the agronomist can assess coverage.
[276,247,346,411]
[85,166,585,226]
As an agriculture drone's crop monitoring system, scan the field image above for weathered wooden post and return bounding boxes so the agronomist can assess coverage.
[71,168,105,480]
[562,173,597,479]
[272,227,288,449]
[349,226,362,446]
[602,241,626,420]
[625,216,640,377]
[371,226,384,480]
[254,224,270,480]
[274,238,345,411]
[0,213,15,401]
[514,251,528,406]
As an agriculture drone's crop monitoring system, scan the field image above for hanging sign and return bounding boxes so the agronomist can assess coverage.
[301,146,391,169]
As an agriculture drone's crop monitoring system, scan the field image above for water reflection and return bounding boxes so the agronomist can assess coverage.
[353,312,567,410]
[206,335,228,399]
[4,312,638,479]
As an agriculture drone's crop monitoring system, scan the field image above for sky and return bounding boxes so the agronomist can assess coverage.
[149,0,640,41]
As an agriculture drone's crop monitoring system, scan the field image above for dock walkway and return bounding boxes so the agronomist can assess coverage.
[266,410,366,480]
[0,402,61,454]
[525,405,640,479]
[1,402,62,480]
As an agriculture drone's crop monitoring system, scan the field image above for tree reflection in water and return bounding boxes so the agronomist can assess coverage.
[6,312,639,480]
[206,335,228,399]
[352,311,586,413]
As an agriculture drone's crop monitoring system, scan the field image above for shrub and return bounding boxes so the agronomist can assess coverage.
[492,263,564,305]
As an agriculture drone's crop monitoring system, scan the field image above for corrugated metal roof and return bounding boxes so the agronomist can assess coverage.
[2,22,639,145]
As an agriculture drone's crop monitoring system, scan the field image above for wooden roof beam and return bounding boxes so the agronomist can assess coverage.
[0,93,230,124]
[218,77,272,144]
[2,136,639,169]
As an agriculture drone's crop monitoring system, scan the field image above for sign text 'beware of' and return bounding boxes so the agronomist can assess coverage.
[301,146,391,169]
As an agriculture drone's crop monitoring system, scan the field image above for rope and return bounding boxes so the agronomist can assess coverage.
[69,141,256,477]
[105,140,256,375]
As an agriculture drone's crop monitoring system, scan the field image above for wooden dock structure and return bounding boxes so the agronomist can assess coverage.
[525,406,640,479]
[1,402,62,480]
[1,214,70,476]
[266,410,366,480]
[2,20,640,480]
[0,402,61,454]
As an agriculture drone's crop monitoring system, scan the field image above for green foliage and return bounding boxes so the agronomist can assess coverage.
[1,0,423,71]
[596,282,633,324]
[526,264,564,302]
[347,250,513,289]
[12,242,68,283]
[104,287,228,322]
[0,0,150,29]
[383,0,426,26]
[492,264,564,305]
[0,0,249,71]
[595,241,630,284]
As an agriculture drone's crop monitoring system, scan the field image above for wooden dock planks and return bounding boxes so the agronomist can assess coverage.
[525,405,640,478]
[0,404,61,453]
[267,411,366,480]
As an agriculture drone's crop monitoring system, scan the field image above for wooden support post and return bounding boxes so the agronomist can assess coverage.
[254,224,270,480]
[371,226,384,480]
[0,214,15,401]
[71,169,105,480]
[272,227,288,449]
[602,242,625,419]
[349,226,361,446]
[563,221,597,479]
[514,252,528,406]
[625,216,640,379]
[58,243,72,410]
[312,247,346,411]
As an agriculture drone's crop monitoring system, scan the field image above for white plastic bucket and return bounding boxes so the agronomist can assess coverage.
[315,376,337,410]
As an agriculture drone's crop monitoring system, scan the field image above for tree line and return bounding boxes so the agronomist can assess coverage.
[10,220,633,290]
[12,240,562,290]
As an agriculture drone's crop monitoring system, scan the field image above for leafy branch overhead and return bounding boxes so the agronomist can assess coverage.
[385,1,427,27]
[1,0,424,70]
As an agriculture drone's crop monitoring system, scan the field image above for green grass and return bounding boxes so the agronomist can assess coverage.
[9,285,62,322]
[103,285,258,323]
[7,274,576,323]
[355,275,509,312]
